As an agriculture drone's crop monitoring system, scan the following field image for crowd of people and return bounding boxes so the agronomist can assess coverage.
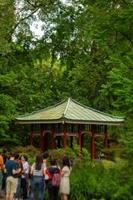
[0,150,72,200]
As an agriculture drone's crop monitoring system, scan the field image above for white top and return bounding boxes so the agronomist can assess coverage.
[31,163,45,176]
[22,161,29,178]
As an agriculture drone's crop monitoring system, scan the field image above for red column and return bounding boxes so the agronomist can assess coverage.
[104,125,108,148]
[63,123,67,149]
[91,127,95,160]
[78,124,82,158]
[30,124,34,145]
[40,124,45,151]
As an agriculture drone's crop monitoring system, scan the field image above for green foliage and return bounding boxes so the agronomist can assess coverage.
[14,145,41,164]
[0,0,15,54]
[0,94,17,145]
[70,159,133,200]
[120,119,133,161]
[100,54,133,115]
[48,147,76,165]
[0,0,132,182]
[47,145,90,166]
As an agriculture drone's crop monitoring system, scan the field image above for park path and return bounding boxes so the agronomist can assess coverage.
[0,190,5,200]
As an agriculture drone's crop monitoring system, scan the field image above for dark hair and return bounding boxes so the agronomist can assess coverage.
[50,158,57,166]
[14,153,19,160]
[43,151,49,159]
[21,155,28,161]
[62,156,70,168]
[35,155,43,170]
[9,152,16,158]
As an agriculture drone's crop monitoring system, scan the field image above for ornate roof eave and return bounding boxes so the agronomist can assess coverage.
[15,118,124,126]
[15,97,125,126]
[65,119,124,126]
[15,119,64,125]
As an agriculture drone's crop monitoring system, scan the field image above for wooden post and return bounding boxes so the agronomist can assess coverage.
[104,125,108,148]
[63,123,67,149]
[78,124,82,158]
[30,124,34,145]
[91,126,95,160]
[40,124,45,151]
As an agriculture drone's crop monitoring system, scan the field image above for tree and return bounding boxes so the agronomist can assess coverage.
[0,0,133,147]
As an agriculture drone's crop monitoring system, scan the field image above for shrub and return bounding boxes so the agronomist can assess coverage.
[14,145,41,164]
[70,159,133,200]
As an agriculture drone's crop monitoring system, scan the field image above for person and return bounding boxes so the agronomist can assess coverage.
[14,154,23,200]
[5,153,20,200]
[47,158,60,200]
[59,156,71,200]
[0,151,4,196]
[43,151,49,189]
[21,154,30,200]
[30,155,45,200]
[2,149,8,192]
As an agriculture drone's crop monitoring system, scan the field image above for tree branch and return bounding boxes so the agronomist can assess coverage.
[26,0,39,9]
[11,7,39,35]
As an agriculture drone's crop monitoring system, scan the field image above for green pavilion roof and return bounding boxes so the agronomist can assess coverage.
[15,98,124,125]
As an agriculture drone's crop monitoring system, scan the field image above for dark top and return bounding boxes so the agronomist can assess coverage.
[48,166,60,176]
[13,161,23,178]
[47,166,60,187]
[5,160,18,177]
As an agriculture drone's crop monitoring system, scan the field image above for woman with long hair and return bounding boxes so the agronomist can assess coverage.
[59,156,71,200]
[30,155,45,200]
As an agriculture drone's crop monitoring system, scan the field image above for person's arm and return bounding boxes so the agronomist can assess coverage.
[30,163,34,175]
[12,168,17,175]
[43,166,47,176]
[3,160,8,174]
[12,162,21,175]
[0,155,4,169]
[3,164,6,173]
[61,167,65,176]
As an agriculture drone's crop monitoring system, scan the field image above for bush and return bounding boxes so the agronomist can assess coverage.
[14,145,41,164]
[70,159,133,200]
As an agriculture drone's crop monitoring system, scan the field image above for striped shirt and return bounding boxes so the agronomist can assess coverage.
[31,163,45,176]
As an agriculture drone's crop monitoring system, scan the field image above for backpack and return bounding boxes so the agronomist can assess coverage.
[52,173,61,187]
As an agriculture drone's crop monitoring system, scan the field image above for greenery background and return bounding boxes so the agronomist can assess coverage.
[0,0,133,199]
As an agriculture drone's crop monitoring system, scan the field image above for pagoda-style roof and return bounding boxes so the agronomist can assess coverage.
[15,98,124,125]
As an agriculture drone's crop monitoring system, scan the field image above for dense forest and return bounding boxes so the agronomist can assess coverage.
[0,0,133,199]
[0,0,132,148]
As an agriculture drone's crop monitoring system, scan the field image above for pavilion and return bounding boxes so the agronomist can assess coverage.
[15,97,124,159]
